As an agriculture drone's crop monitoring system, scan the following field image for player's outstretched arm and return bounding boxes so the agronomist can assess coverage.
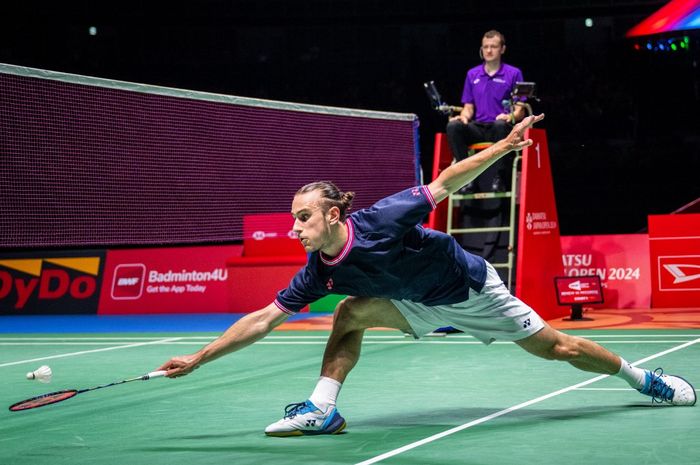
[157,303,290,378]
[428,113,544,203]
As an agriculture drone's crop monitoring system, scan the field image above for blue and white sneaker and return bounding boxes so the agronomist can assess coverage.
[264,400,347,437]
[638,368,696,406]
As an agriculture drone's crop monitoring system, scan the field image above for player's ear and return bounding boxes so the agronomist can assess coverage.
[327,205,341,225]
[501,44,506,54]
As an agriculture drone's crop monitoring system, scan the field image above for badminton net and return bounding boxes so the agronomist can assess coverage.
[0,63,419,249]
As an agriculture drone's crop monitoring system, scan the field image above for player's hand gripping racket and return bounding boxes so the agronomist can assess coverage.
[9,370,167,412]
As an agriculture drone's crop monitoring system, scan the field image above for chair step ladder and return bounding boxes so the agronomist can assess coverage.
[446,143,522,289]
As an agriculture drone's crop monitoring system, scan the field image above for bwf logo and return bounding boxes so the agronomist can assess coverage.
[111,264,146,300]
[658,256,700,291]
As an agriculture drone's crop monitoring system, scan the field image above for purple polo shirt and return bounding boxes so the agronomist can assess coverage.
[461,63,523,123]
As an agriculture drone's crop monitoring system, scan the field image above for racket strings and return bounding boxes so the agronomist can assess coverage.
[9,371,163,412]
[9,390,78,411]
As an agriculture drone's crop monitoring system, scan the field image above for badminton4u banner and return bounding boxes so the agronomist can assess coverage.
[0,250,106,315]
[98,245,242,314]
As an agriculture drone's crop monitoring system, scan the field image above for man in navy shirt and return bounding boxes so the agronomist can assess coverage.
[447,30,525,192]
[157,114,695,437]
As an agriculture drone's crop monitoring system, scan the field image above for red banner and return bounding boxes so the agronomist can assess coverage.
[227,213,307,312]
[560,234,650,308]
[98,245,242,314]
[649,213,700,308]
[515,128,567,320]
[426,133,452,232]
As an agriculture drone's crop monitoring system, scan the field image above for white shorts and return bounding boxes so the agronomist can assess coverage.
[391,262,545,344]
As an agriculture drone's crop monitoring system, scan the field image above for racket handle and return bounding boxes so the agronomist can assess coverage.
[144,370,167,380]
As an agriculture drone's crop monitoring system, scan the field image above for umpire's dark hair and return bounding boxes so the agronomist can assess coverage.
[296,181,355,220]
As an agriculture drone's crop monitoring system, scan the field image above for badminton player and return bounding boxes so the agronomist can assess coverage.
[157,113,695,436]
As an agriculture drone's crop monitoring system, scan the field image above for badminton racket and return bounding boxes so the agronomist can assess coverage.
[9,370,167,412]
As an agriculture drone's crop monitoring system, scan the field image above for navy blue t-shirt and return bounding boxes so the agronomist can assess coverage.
[274,186,487,314]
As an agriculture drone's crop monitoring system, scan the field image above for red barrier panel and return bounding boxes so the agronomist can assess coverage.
[226,259,308,313]
[515,128,567,320]
[561,234,651,309]
[241,213,305,257]
[98,245,241,314]
[649,213,700,308]
[425,133,453,232]
[227,213,308,313]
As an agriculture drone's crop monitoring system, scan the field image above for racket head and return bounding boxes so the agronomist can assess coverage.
[9,390,78,412]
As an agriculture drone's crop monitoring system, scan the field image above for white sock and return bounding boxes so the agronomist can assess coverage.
[308,376,342,412]
[615,357,647,389]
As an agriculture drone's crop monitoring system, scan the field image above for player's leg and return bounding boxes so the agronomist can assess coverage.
[515,324,621,374]
[320,296,412,382]
[516,325,696,406]
[265,297,411,436]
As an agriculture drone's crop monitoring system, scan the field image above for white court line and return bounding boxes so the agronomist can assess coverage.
[0,333,697,342]
[0,337,182,368]
[576,388,700,391]
[0,335,406,341]
[0,335,409,341]
[0,339,189,347]
[1,340,698,347]
[354,337,700,465]
[366,340,695,344]
[574,334,700,338]
[0,336,696,346]
[0,337,183,341]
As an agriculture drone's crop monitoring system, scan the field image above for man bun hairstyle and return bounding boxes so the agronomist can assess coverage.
[296,181,355,220]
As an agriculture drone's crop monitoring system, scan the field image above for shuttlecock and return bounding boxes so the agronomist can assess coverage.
[26,365,52,383]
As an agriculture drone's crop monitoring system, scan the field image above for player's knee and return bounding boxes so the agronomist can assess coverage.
[333,296,370,330]
[546,336,582,362]
[524,332,579,361]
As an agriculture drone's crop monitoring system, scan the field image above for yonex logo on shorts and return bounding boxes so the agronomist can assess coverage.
[111,264,146,300]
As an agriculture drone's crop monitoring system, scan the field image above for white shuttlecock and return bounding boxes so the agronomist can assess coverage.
[26,365,52,383]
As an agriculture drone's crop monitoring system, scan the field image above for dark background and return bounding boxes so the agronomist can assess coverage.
[2,0,698,235]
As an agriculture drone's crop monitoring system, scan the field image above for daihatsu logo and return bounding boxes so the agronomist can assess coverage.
[663,264,700,284]
[658,256,700,291]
